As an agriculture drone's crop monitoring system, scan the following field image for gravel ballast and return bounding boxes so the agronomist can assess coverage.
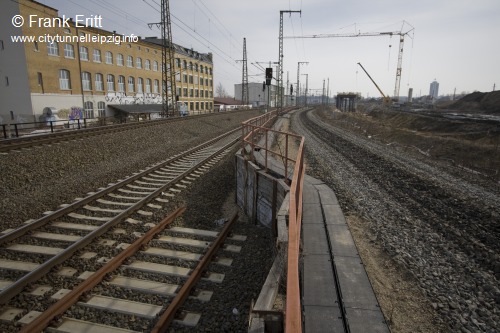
[291,108,499,333]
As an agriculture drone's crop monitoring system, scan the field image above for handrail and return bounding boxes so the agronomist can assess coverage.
[286,137,305,332]
[240,107,305,332]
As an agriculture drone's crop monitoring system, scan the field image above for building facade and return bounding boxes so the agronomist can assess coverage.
[0,0,214,124]
[429,80,439,99]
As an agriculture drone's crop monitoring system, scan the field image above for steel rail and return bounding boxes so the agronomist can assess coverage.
[0,133,240,305]
[0,127,239,245]
[17,207,186,333]
[0,110,247,152]
[151,211,239,333]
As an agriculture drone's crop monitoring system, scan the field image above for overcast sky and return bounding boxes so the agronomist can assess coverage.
[40,0,500,98]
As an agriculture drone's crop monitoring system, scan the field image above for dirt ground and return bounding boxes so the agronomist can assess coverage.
[332,107,500,183]
[347,214,449,333]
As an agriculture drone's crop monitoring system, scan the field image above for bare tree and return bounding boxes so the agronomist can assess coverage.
[216,83,228,98]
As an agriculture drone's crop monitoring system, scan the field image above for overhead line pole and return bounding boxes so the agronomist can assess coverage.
[296,61,308,106]
[149,0,177,117]
[278,10,301,113]
[241,38,249,105]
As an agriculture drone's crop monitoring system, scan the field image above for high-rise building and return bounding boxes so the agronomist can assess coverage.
[429,80,439,99]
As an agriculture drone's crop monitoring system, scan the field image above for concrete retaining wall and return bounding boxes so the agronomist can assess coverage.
[235,150,289,230]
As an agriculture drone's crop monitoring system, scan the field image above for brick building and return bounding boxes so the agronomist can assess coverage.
[0,0,214,124]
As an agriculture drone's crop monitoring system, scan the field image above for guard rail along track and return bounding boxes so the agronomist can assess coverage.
[0,126,241,308]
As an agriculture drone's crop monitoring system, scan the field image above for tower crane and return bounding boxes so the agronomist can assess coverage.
[357,62,391,104]
[285,21,414,102]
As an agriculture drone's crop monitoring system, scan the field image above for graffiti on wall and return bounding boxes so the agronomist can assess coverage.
[69,107,83,120]
[104,92,162,105]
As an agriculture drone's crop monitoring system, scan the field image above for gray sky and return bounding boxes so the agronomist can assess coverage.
[40,0,500,98]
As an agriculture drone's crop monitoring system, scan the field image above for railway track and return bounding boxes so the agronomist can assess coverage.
[293,108,500,332]
[298,109,498,273]
[0,128,245,331]
[10,210,244,332]
[0,110,253,154]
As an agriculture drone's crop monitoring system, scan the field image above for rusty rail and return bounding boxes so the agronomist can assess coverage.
[18,207,186,333]
[151,212,239,333]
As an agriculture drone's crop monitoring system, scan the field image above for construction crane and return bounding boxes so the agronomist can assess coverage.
[285,21,414,101]
[357,62,391,104]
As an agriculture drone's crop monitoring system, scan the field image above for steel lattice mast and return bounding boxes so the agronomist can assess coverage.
[242,38,249,105]
[296,61,308,106]
[161,0,176,116]
[278,10,301,112]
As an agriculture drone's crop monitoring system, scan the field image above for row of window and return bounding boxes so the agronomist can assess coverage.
[83,101,106,119]
[45,42,212,74]
[58,69,213,97]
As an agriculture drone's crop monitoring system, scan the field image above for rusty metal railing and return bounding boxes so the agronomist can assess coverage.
[241,108,305,332]
[241,108,302,182]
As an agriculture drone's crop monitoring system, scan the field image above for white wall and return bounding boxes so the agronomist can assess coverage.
[0,1,33,124]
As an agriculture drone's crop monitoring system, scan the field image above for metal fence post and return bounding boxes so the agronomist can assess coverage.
[14,124,19,138]
[2,125,6,139]
[50,121,54,133]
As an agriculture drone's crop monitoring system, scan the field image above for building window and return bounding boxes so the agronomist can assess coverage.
[201,102,205,110]
[195,102,199,110]
[189,89,193,97]
[190,102,194,111]
[128,76,135,92]
[34,41,38,51]
[93,49,101,62]
[63,28,71,34]
[97,101,105,117]
[183,88,188,97]
[79,32,85,38]
[200,65,203,73]
[107,74,115,91]
[136,57,142,69]
[153,61,158,71]
[105,51,113,64]
[195,89,199,97]
[200,78,204,86]
[59,69,71,90]
[145,59,150,70]
[117,53,124,66]
[195,64,198,72]
[137,77,143,93]
[81,72,91,91]
[118,75,125,92]
[84,101,94,119]
[145,79,151,93]
[183,74,188,83]
[64,44,74,58]
[200,90,204,98]
[80,46,88,60]
[153,79,159,94]
[95,73,103,91]
[175,58,180,67]
[47,41,59,56]
[189,75,193,84]
[209,68,212,75]
[37,72,43,86]
[127,55,133,67]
